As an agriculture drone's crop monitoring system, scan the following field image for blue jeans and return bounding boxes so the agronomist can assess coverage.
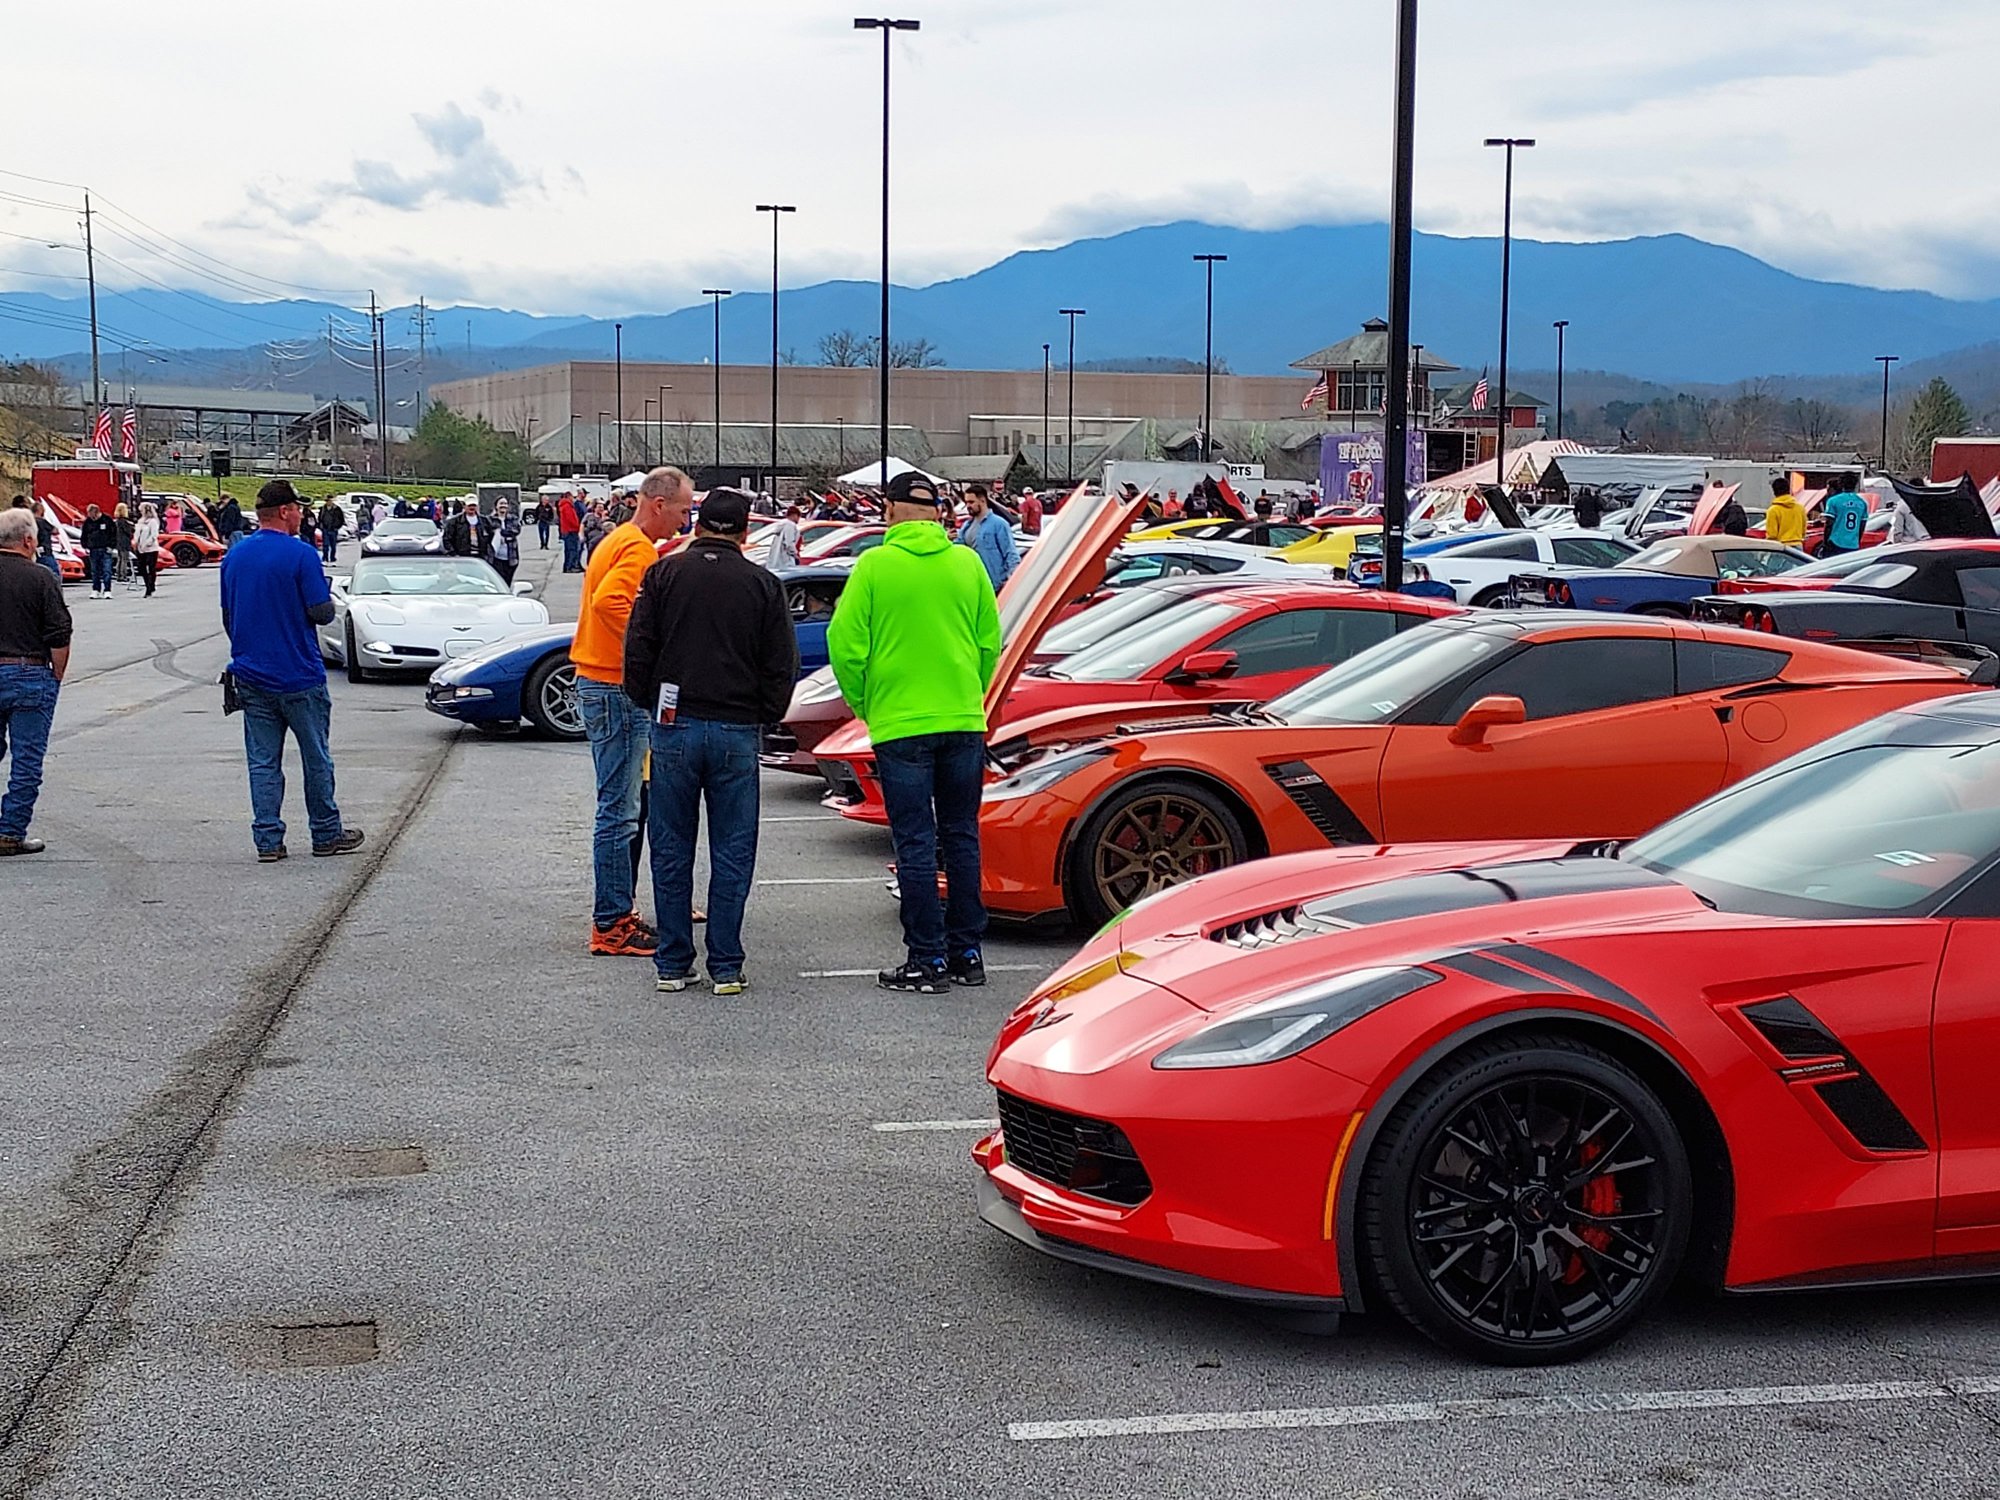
[87,548,113,591]
[562,532,582,571]
[321,535,338,563]
[538,520,553,550]
[37,554,61,582]
[577,676,649,927]
[237,680,342,853]
[876,731,987,966]
[649,717,761,979]
[0,664,58,839]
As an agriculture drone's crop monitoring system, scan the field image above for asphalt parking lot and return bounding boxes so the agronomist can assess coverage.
[6,538,2000,1499]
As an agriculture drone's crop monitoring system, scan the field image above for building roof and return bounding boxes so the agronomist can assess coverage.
[1434,380,1548,412]
[1291,319,1462,374]
[533,419,931,471]
[928,453,1016,483]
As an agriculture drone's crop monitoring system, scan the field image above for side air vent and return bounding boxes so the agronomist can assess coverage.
[1741,996,1842,1060]
[1814,1075,1927,1153]
[1211,904,1354,950]
[1263,762,1375,845]
[1743,997,1927,1153]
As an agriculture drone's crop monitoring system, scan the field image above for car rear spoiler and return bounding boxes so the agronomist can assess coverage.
[1826,636,2000,685]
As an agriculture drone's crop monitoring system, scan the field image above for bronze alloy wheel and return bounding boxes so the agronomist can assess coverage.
[1072,778,1248,928]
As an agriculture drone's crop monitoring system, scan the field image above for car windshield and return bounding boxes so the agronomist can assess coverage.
[1042,584,1213,657]
[374,520,437,538]
[351,559,506,596]
[1267,623,1511,726]
[1047,599,1244,683]
[1626,739,2000,916]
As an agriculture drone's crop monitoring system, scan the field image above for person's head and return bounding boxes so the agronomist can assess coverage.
[696,487,753,546]
[9,495,25,510]
[254,479,303,533]
[86,504,101,519]
[882,470,942,525]
[965,483,990,518]
[1254,495,1273,517]
[1841,472,1861,493]
[785,504,801,521]
[1771,476,1792,499]
[140,501,156,519]
[114,503,128,520]
[496,499,510,516]
[634,467,694,539]
[1024,489,1037,502]
[0,506,36,556]
[464,498,480,516]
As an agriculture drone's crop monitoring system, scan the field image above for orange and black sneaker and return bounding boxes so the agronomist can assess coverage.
[589,914,657,957]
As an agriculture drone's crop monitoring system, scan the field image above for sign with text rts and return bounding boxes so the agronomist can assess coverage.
[1319,430,1426,508]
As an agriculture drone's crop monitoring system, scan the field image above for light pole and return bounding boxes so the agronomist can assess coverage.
[1382,0,1421,593]
[1059,309,1086,486]
[643,397,656,464]
[1875,355,1900,473]
[658,384,672,468]
[855,17,920,489]
[1193,253,1226,462]
[756,205,796,491]
[1553,320,1569,440]
[700,290,730,474]
[614,321,625,471]
[597,410,608,471]
[1042,342,1051,470]
[1482,137,1535,487]
[569,411,578,472]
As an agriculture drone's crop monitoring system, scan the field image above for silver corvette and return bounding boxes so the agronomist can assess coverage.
[320,556,550,682]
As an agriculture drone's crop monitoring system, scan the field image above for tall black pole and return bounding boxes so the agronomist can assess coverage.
[702,289,731,473]
[855,19,920,489]
[1553,320,1569,440]
[1059,308,1085,486]
[756,205,796,491]
[1483,137,1534,490]
[658,384,671,466]
[1382,0,1420,593]
[1876,355,1899,472]
[1042,342,1050,469]
[614,321,624,471]
[1193,254,1225,463]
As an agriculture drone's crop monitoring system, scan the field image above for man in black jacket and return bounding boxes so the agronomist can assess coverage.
[79,504,117,597]
[623,488,797,996]
[441,499,491,560]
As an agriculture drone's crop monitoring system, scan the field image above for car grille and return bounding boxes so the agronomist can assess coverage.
[1211,904,1353,950]
[389,644,442,657]
[996,1090,1152,1207]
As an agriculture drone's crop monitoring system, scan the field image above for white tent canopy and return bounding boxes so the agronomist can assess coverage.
[834,455,945,489]
[610,470,652,490]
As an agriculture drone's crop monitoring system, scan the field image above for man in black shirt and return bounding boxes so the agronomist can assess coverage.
[0,506,73,855]
[623,488,797,995]
[441,499,491,560]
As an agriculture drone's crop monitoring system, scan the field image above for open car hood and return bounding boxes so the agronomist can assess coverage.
[985,485,1149,724]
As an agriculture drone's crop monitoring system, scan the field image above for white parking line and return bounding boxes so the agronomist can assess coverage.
[801,964,1044,978]
[871,1119,1001,1133]
[763,814,842,823]
[1007,1373,2000,1442]
[759,876,885,886]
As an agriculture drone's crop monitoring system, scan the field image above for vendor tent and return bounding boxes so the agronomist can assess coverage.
[835,455,945,489]
[610,470,651,490]
[1426,439,1589,492]
[1542,453,1713,495]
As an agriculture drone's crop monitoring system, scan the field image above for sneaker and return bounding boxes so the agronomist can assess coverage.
[257,845,288,864]
[947,950,987,988]
[710,974,747,996]
[591,915,657,957]
[655,971,697,992]
[878,960,950,995]
[0,836,46,857]
[626,912,660,945]
[311,828,366,857]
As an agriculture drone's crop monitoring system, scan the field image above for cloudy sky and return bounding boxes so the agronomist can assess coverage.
[2,0,1992,317]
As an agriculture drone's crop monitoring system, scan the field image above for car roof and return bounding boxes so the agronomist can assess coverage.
[1904,693,2000,729]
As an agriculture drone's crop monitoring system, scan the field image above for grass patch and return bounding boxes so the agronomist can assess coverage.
[141,472,476,507]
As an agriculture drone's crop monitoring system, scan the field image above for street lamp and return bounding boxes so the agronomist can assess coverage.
[1042,342,1051,469]
[701,290,731,474]
[569,411,579,472]
[597,410,608,470]
[1193,254,1226,462]
[1876,355,1900,472]
[1059,308,1086,486]
[1382,0,1421,592]
[1553,320,1569,440]
[614,321,624,471]
[1482,137,1535,487]
[756,204,797,491]
[643,397,656,463]
[855,16,920,489]
[658,384,673,468]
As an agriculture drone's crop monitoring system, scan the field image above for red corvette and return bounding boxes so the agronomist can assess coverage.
[978,691,2000,1361]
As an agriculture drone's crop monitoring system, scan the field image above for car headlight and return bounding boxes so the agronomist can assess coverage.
[507,604,544,625]
[436,685,494,702]
[1152,966,1441,1070]
[983,746,1111,802]
[1037,950,1142,1005]
[364,640,393,653]
[360,606,406,626]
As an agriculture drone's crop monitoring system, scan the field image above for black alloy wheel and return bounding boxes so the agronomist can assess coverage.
[172,541,202,570]
[344,620,367,684]
[1361,1033,1691,1364]
[521,656,584,740]
[1066,777,1249,929]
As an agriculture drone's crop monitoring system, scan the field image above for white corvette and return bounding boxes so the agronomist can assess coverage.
[1419,527,1641,606]
[321,556,549,682]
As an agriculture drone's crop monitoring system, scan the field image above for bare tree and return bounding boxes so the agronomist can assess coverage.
[818,330,874,367]
[1784,398,1853,451]
[888,338,946,370]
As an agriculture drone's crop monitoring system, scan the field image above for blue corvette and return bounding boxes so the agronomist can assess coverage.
[1510,533,1809,616]
[425,563,852,739]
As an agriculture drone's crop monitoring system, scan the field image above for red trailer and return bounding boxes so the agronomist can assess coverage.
[1931,437,2000,489]
[32,458,143,520]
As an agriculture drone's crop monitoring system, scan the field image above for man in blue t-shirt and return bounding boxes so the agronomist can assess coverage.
[1820,473,1870,556]
[219,480,364,863]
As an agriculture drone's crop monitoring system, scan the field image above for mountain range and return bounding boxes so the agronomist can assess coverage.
[6,221,1999,390]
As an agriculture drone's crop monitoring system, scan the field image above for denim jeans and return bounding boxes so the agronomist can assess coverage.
[87,548,113,591]
[577,676,649,927]
[236,681,342,853]
[875,731,987,966]
[0,664,58,839]
[562,532,582,571]
[321,535,338,563]
[538,520,553,550]
[649,717,761,980]
[37,554,61,583]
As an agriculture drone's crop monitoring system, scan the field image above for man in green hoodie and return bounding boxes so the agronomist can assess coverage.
[828,470,1003,993]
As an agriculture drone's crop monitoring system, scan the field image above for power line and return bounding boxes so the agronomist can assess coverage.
[89,195,368,298]
[90,245,321,336]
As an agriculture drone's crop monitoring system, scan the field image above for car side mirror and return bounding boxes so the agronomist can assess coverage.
[512,580,535,596]
[1449,694,1526,746]
[330,577,349,594]
[1166,649,1238,684]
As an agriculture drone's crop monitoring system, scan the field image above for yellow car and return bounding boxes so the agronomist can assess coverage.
[1277,523,1383,574]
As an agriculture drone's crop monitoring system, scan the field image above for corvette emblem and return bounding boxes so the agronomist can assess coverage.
[1025,1005,1069,1033]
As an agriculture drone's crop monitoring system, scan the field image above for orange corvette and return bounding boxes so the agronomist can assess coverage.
[980,612,1987,926]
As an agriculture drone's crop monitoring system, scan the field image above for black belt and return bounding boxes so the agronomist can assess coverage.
[0,656,51,668]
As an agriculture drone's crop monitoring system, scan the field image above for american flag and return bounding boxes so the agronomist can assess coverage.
[1470,374,1490,412]
[91,408,114,453]
[1300,374,1329,412]
[120,408,137,459]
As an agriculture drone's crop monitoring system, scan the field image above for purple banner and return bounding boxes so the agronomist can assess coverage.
[1319,429,1426,508]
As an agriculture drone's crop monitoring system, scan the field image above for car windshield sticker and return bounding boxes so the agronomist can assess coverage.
[1874,850,1938,867]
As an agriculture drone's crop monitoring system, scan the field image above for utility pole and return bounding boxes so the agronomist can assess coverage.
[1876,355,1900,472]
[326,315,339,469]
[409,297,434,424]
[756,205,797,491]
[1042,343,1050,467]
[855,17,920,489]
[701,290,731,473]
[614,322,625,472]
[659,384,672,468]
[1059,308,1086,486]
[82,194,102,431]
[1382,0,1420,593]
[1193,253,1226,462]
[1553,320,1570,440]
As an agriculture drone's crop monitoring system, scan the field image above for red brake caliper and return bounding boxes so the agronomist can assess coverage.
[1564,1139,1619,1284]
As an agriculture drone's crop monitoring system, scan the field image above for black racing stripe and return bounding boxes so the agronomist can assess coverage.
[1433,950,1558,991]
[1481,943,1663,1024]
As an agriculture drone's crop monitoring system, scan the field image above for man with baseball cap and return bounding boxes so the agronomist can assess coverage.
[827,469,1001,994]
[218,479,363,863]
[624,488,796,996]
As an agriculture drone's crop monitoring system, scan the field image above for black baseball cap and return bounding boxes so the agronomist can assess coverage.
[885,471,939,506]
[699,487,753,535]
[256,479,303,511]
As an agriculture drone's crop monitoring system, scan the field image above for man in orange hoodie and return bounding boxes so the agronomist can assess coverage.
[572,466,694,955]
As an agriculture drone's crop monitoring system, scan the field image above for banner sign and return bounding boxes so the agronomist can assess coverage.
[1319,429,1426,507]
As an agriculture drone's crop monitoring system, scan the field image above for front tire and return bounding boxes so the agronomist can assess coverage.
[172,541,202,570]
[521,656,584,740]
[1064,776,1249,930]
[344,621,367,683]
[1359,1033,1691,1364]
